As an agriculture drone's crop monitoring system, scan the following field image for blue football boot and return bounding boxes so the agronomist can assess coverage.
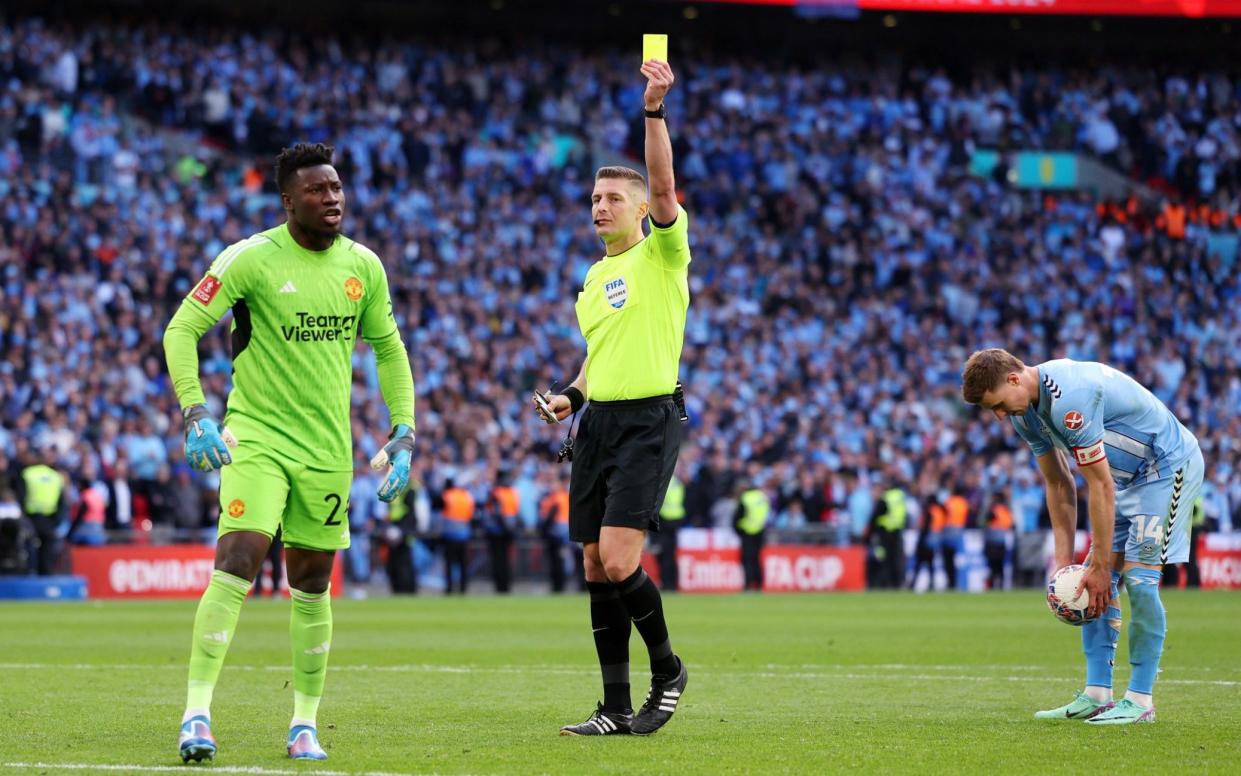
[287,725,328,760]
[178,715,217,763]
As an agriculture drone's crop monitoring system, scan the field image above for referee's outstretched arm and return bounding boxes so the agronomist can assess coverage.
[641,59,678,226]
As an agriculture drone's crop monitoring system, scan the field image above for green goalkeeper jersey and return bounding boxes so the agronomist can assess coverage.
[165,224,415,470]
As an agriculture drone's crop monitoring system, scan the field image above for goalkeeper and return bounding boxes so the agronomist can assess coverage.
[164,143,415,763]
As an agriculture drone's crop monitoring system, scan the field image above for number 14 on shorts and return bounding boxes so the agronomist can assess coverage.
[1132,515,1163,545]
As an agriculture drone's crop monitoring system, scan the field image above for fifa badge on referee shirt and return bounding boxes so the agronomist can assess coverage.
[605,277,628,309]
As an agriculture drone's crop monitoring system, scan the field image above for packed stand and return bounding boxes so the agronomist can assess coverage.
[0,17,1238,583]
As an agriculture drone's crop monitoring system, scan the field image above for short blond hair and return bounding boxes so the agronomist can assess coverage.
[595,166,647,198]
[962,348,1025,404]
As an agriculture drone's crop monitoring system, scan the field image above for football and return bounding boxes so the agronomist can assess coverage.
[1046,565,1099,626]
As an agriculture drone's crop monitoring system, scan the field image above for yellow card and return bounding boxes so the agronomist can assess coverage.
[642,34,668,64]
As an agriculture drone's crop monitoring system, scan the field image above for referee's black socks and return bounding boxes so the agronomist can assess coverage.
[616,567,679,679]
[587,581,633,713]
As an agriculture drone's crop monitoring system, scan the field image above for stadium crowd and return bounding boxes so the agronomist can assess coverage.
[0,16,1238,584]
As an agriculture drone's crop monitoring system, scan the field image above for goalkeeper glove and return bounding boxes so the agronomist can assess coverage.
[182,404,237,472]
[371,424,414,502]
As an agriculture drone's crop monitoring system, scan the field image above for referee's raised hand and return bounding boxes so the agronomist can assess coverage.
[640,59,675,108]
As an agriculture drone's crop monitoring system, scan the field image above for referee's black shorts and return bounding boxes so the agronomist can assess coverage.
[569,394,682,544]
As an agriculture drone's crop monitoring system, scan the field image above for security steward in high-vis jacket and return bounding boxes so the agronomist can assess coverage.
[657,471,686,592]
[734,483,770,591]
[20,451,66,575]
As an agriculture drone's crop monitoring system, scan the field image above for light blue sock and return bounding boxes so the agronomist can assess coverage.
[1082,570,1122,690]
[1124,567,1166,696]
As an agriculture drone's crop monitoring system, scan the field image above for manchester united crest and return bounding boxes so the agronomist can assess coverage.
[228,499,246,518]
[344,276,364,302]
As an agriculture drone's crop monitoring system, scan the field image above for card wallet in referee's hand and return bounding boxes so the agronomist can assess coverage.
[533,390,561,424]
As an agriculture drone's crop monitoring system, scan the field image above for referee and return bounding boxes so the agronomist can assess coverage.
[537,58,689,737]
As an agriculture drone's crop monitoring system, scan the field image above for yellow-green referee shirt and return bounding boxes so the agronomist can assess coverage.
[575,205,691,401]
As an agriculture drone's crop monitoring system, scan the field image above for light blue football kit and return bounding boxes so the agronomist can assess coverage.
[1011,359,1203,565]
[1013,359,1204,718]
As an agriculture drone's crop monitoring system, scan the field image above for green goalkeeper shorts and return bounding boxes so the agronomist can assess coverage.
[217,444,352,551]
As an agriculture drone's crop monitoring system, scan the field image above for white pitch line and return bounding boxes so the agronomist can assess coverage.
[739,671,1240,687]
[3,764,414,776]
[1,662,1237,687]
[776,663,1054,672]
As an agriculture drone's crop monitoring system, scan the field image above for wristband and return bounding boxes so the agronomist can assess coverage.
[563,387,585,413]
[182,404,210,430]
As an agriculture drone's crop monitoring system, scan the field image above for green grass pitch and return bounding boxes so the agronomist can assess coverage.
[2,590,1239,775]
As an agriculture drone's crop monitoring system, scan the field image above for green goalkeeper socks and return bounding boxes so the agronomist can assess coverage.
[184,569,251,720]
[182,575,332,727]
[289,586,333,727]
